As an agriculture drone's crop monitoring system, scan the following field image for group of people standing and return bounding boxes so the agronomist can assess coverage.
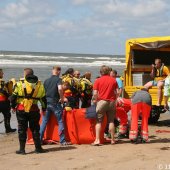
[0,66,94,154]
[92,59,170,145]
[0,58,169,154]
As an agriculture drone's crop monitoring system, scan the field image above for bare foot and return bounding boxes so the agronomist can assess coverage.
[111,140,118,145]
[91,143,102,146]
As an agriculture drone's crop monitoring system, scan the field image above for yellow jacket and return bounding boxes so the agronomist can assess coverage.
[80,78,93,95]
[11,75,46,112]
[154,65,169,81]
[62,74,80,93]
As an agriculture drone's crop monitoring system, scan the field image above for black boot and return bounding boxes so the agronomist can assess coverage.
[117,133,128,139]
[6,128,17,133]
[34,137,46,153]
[35,147,46,153]
[35,145,46,153]
[5,117,16,133]
[130,138,138,144]
[16,140,26,155]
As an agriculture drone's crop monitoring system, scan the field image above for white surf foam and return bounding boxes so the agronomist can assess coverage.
[0,54,69,60]
[0,59,125,66]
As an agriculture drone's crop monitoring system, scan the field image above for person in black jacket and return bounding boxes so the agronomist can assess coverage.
[0,68,16,133]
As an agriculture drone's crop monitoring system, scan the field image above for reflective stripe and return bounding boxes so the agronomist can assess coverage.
[141,130,149,141]
[129,130,137,140]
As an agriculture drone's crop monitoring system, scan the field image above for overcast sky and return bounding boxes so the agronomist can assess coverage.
[0,0,170,55]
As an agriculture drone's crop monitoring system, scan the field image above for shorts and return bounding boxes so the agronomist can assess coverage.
[151,80,165,86]
[96,100,116,123]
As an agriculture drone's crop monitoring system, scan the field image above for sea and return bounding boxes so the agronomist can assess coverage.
[0,51,125,82]
[0,50,125,134]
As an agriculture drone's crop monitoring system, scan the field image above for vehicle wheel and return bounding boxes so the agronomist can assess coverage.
[148,107,160,124]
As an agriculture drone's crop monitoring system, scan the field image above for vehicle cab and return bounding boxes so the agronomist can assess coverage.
[123,36,170,123]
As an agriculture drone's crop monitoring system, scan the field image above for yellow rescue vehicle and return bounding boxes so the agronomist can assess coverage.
[123,36,170,123]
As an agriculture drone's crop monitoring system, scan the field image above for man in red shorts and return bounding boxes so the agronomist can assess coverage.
[92,65,118,145]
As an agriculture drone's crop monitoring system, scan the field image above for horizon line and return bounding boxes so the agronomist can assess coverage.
[0,50,124,56]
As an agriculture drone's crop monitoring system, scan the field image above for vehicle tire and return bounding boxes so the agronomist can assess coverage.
[148,108,160,124]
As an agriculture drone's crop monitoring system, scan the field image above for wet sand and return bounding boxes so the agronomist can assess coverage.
[0,112,170,170]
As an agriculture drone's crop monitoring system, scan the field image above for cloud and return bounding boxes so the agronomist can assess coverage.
[95,0,167,17]
[132,0,166,17]
[71,0,87,5]
[50,20,75,31]
[67,0,170,39]
[0,0,56,31]
[0,20,17,31]
[0,0,170,54]
[1,0,29,19]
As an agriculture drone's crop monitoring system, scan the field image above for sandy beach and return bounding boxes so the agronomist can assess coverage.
[0,112,170,170]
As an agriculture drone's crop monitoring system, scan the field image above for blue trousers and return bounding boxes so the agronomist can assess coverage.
[40,103,65,143]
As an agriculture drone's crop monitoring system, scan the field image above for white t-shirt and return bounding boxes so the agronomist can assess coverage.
[164,76,170,97]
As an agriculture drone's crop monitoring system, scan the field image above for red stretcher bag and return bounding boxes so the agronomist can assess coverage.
[27,109,107,145]
[65,108,107,144]
[27,113,60,144]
